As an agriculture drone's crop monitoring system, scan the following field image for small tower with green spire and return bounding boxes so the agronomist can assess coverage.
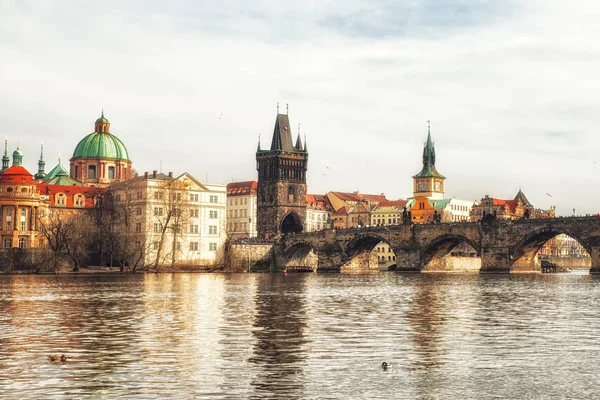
[1,137,10,172]
[412,121,445,200]
[12,144,23,167]
[35,142,46,179]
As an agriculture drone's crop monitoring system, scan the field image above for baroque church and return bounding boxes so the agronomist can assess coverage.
[0,112,132,249]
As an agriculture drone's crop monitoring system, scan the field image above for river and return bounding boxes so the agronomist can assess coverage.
[1,272,599,399]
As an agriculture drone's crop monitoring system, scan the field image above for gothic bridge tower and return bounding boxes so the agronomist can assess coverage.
[256,106,308,239]
[412,121,445,199]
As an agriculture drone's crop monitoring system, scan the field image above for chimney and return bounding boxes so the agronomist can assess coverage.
[144,172,148,179]
[153,170,157,178]
[168,171,173,177]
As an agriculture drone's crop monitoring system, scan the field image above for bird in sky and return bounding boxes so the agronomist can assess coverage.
[546,192,552,197]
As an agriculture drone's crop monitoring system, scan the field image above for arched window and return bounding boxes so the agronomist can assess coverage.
[88,165,97,179]
[108,166,115,179]
[288,186,296,203]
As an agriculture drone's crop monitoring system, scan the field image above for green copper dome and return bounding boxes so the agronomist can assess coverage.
[72,113,130,161]
[72,132,130,161]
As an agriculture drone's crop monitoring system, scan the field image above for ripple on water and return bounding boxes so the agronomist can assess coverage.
[1,273,600,399]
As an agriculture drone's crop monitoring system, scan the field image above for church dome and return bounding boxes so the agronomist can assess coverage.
[71,112,130,161]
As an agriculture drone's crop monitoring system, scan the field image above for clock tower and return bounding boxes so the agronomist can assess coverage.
[412,122,445,199]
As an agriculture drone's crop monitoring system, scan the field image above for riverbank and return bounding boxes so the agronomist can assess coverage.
[1,265,224,275]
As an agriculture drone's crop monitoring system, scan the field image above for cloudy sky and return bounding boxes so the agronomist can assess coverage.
[1,0,599,215]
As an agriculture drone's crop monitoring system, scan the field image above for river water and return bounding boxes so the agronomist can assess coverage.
[1,272,599,399]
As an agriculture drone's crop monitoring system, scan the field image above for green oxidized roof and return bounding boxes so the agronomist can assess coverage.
[45,162,69,180]
[44,166,82,186]
[72,131,130,161]
[412,126,445,179]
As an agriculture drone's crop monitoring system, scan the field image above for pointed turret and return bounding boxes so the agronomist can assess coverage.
[35,142,46,179]
[514,188,532,208]
[1,137,10,172]
[257,135,261,152]
[295,132,303,151]
[413,121,444,179]
[269,114,295,152]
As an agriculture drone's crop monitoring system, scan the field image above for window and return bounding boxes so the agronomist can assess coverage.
[4,238,12,248]
[154,223,161,233]
[209,225,217,235]
[154,191,164,200]
[108,166,115,179]
[20,209,26,231]
[244,198,248,205]
[189,224,199,234]
[88,165,97,179]
[135,223,142,233]
[154,207,163,216]
[74,195,84,207]
[74,165,79,178]
[190,242,199,251]
[234,199,238,206]
[137,191,142,200]
[209,210,218,219]
[136,207,142,216]
[18,238,26,248]
[56,193,66,206]
[210,195,218,203]
[190,193,199,202]
[173,208,181,217]
[173,192,182,201]
[209,242,217,251]
[153,242,160,250]
[190,209,199,217]
[5,208,12,231]
[288,186,296,202]
[115,194,121,201]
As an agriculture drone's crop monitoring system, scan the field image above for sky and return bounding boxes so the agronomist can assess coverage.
[1,0,599,215]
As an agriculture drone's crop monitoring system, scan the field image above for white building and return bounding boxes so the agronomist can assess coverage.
[226,181,258,239]
[305,194,332,232]
[112,170,227,268]
[443,198,474,222]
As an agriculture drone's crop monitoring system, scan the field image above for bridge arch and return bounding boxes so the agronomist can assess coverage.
[282,240,318,272]
[421,234,481,271]
[509,226,591,272]
[342,232,396,272]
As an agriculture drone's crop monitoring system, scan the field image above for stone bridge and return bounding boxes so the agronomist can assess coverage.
[276,217,600,273]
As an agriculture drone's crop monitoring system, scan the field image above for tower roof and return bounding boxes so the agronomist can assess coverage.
[413,122,445,179]
[270,114,295,152]
[514,189,532,207]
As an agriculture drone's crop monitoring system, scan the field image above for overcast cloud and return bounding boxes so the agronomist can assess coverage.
[1,0,599,215]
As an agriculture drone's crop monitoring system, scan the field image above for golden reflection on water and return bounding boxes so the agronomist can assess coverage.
[1,273,600,399]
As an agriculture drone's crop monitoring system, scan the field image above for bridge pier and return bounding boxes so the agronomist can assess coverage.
[394,248,421,273]
[479,248,511,274]
[589,246,600,274]
[316,246,344,272]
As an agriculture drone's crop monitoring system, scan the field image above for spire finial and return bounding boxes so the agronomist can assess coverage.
[101,108,104,118]
[58,152,61,164]
[298,123,301,135]
[286,103,289,115]
[40,141,44,158]
[427,120,431,135]
[277,102,279,114]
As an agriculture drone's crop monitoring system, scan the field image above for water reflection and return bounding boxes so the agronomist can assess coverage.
[1,273,600,399]
[249,274,309,400]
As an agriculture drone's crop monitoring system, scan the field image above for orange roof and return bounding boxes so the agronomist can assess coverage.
[226,181,257,196]
[491,198,506,206]
[306,194,332,211]
[358,193,388,203]
[0,166,34,183]
[333,205,351,215]
[377,200,407,208]
[330,191,388,204]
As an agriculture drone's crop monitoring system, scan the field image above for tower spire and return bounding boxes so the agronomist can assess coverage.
[1,136,9,172]
[277,102,280,114]
[257,134,261,152]
[35,141,46,179]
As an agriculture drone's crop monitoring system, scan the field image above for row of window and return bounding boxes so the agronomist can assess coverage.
[151,223,219,235]
[3,238,27,248]
[229,209,249,218]
[153,207,219,218]
[151,241,217,251]
[378,255,396,262]
[229,197,249,206]
[151,192,220,203]
[376,247,394,253]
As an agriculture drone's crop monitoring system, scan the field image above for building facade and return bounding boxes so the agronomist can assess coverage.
[305,194,332,232]
[226,181,258,239]
[110,171,227,267]
[256,109,308,239]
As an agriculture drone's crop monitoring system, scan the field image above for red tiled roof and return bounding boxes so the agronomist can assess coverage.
[330,191,388,204]
[306,193,333,211]
[0,166,34,183]
[377,200,408,208]
[226,181,257,196]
